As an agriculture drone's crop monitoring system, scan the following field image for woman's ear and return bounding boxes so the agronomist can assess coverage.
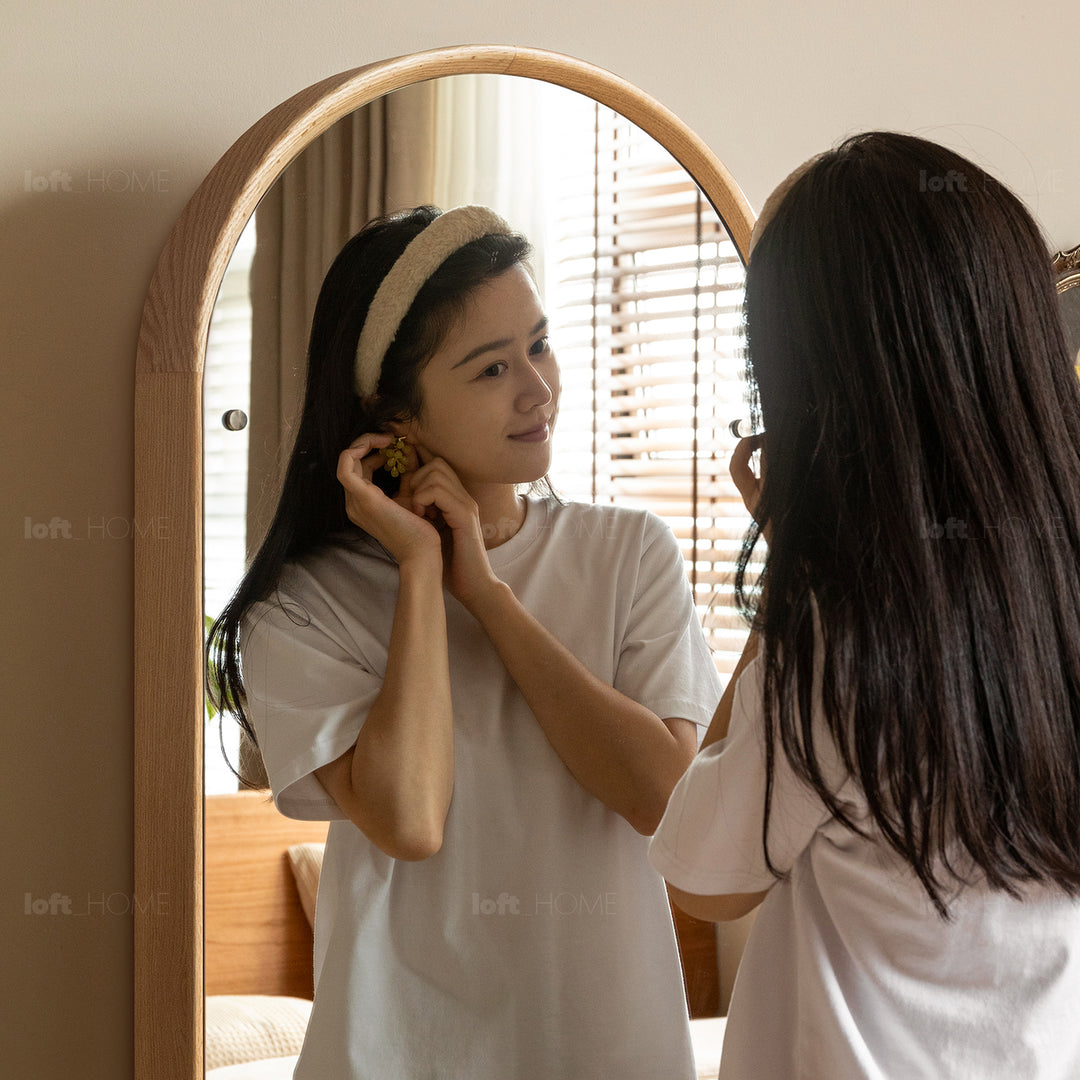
[383,419,426,471]
[385,415,419,440]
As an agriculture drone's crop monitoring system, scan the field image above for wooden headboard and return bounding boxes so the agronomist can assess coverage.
[670,889,721,1017]
[205,791,328,998]
[204,791,720,1016]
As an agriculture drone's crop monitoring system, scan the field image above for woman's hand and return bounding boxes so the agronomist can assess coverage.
[731,434,769,542]
[403,448,502,610]
[336,435,441,566]
[327,434,455,860]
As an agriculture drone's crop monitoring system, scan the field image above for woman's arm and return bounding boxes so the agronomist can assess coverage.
[313,437,455,861]
[466,581,698,835]
[701,631,760,749]
[663,632,768,919]
[314,555,453,860]
[402,453,699,836]
[655,438,774,916]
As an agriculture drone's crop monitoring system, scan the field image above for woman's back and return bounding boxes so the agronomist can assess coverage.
[651,131,1080,1078]
[741,131,1080,915]
[730,798,1080,1078]
[669,648,1080,1079]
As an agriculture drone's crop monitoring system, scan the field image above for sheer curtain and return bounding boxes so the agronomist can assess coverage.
[543,103,756,680]
[431,74,552,291]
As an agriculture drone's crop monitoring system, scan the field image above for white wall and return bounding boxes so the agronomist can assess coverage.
[3,2,1077,1075]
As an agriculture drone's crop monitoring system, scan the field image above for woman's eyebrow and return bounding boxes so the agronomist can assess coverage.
[452,317,549,369]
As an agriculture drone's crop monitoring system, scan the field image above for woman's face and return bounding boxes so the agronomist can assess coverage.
[400,263,559,488]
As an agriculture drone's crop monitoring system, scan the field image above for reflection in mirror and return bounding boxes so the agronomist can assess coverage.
[204,76,755,796]
[200,71,754,1078]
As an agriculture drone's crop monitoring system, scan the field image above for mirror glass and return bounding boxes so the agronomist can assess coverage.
[203,75,754,795]
[199,73,755,1059]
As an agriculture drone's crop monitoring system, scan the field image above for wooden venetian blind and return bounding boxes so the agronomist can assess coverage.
[546,104,758,679]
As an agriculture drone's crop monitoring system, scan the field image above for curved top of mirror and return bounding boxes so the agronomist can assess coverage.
[137,45,752,381]
[134,44,754,1080]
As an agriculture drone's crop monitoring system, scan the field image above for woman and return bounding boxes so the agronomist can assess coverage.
[208,205,721,1078]
[650,132,1080,1079]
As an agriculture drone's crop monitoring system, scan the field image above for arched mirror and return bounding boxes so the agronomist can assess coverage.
[1054,243,1080,377]
[135,44,753,1080]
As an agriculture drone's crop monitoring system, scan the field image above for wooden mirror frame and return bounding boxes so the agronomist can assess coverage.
[1053,244,1080,378]
[134,43,754,1080]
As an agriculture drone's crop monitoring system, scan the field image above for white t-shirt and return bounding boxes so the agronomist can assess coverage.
[243,497,722,1080]
[649,651,1080,1080]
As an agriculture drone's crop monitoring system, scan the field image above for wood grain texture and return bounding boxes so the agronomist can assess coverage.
[134,44,754,1080]
[204,793,328,999]
[669,893,722,1019]
[133,370,203,1080]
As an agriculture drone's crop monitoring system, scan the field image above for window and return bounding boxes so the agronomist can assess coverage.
[203,216,255,792]
[545,102,757,680]
[202,85,758,707]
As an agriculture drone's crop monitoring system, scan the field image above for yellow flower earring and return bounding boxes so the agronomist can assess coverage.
[382,436,408,478]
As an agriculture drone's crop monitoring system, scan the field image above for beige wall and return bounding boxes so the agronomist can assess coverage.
[3,2,1077,1075]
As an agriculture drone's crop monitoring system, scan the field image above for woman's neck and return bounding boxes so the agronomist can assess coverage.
[468,484,527,549]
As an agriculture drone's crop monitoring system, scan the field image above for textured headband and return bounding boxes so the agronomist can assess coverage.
[354,205,513,398]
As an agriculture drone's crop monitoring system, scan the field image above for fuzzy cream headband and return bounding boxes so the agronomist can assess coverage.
[354,205,513,398]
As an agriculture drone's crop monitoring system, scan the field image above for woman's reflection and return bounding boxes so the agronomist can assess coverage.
[206,205,721,1078]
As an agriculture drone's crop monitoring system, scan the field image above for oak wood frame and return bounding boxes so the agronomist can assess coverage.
[134,43,754,1080]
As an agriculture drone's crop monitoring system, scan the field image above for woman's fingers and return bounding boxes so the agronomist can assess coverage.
[410,439,435,468]
[336,435,439,552]
[403,459,502,606]
[404,459,489,551]
[337,433,396,488]
[730,434,765,519]
[345,432,397,457]
[409,469,480,535]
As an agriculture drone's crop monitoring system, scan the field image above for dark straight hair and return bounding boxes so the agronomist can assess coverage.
[207,207,533,755]
[737,132,1080,915]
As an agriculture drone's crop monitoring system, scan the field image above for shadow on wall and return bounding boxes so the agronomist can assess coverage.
[4,149,187,1079]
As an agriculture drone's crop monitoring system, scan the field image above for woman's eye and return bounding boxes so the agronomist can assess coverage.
[529,336,550,356]
[479,361,507,379]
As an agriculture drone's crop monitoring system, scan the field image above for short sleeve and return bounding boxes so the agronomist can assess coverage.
[613,513,723,737]
[648,653,834,894]
[242,588,384,821]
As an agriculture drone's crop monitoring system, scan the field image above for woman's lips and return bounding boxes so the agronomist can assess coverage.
[509,423,550,443]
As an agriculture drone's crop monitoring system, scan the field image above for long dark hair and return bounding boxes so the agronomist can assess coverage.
[737,132,1080,915]
[207,206,533,757]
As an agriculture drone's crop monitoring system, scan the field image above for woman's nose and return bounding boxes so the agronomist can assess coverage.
[517,359,555,409]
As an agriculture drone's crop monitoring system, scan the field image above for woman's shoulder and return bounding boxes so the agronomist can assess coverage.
[248,535,393,625]
[288,532,390,579]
